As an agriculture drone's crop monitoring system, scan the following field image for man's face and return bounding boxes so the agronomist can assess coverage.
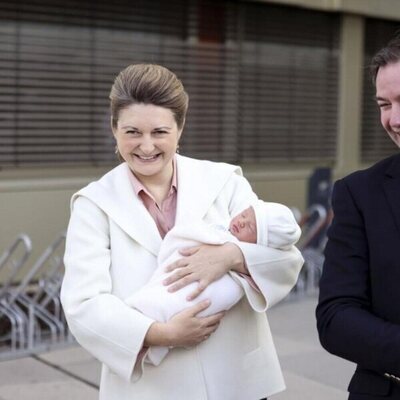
[376,61,400,148]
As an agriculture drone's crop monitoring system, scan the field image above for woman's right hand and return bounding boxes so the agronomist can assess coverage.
[144,300,224,347]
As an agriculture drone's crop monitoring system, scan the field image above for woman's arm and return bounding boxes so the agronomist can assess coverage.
[163,242,246,299]
[61,196,155,381]
[163,173,304,309]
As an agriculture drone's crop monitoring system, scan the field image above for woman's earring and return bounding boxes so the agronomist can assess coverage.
[176,144,180,154]
[114,145,123,162]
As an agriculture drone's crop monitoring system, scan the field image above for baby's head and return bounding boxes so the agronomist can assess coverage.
[229,200,268,245]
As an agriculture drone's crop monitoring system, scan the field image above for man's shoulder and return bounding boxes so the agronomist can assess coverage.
[343,153,400,185]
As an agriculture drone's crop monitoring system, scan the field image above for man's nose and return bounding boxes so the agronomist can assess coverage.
[390,104,400,129]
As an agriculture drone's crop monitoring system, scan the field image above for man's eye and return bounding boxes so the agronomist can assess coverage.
[378,103,390,109]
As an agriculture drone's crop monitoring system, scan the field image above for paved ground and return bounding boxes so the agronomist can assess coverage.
[270,297,354,400]
[0,296,355,399]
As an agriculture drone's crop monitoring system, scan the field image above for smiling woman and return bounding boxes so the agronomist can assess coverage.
[110,64,188,203]
[61,64,303,400]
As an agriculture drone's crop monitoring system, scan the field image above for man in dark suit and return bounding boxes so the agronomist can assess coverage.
[316,37,400,399]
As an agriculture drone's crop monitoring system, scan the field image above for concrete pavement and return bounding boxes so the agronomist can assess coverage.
[0,296,355,399]
[271,297,354,399]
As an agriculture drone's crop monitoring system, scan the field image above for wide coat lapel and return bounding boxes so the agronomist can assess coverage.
[383,154,400,237]
[73,156,240,256]
[174,155,240,225]
[73,163,162,256]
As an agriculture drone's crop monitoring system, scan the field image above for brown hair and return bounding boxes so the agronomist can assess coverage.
[370,35,400,85]
[109,64,189,130]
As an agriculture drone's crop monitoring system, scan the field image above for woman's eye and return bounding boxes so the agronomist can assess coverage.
[378,102,390,109]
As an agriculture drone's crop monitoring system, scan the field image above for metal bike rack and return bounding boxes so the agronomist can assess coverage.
[0,235,33,352]
[0,232,74,360]
[289,204,331,298]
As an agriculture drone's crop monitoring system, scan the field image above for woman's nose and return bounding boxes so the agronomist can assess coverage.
[139,136,155,154]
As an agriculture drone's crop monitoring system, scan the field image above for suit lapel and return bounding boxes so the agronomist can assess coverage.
[75,163,162,256]
[383,154,400,236]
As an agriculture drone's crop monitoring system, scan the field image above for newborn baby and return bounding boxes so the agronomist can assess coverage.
[125,200,300,366]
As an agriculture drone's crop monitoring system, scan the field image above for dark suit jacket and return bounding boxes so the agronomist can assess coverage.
[316,153,400,399]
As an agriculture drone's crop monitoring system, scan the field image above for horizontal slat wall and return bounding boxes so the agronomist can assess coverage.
[0,0,190,167]
[361,19,400,163]
[239,3,339,163]
[0,0,339,167]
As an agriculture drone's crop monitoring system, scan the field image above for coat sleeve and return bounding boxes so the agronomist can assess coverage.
[224,172,304,311]
[61,196,155,382]
[316,179,400,375]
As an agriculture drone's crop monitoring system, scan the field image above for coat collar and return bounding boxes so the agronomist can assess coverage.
[174,155,239,225]
[73,155,240,256]
[383,154,400,236]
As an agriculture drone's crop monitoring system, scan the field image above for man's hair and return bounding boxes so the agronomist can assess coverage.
[370,34,400,85]
[109,64,189,130]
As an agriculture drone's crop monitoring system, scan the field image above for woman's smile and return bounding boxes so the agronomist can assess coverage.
[133,153,162,162]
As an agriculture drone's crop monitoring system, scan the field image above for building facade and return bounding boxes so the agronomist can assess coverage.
[1,0,399,260]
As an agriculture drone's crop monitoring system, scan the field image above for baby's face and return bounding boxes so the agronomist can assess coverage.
[229,206,257,243]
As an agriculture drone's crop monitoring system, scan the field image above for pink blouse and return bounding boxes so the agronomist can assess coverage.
[128,158,177,239]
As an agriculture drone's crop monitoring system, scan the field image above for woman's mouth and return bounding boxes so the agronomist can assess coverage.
[134,154,161,162]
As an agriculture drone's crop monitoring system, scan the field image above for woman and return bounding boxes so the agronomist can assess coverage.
[61,64,303,400]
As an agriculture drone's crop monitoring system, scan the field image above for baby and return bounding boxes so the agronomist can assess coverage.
[125,200,300,365]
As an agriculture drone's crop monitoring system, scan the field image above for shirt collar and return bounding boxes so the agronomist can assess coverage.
[128,156,178,198]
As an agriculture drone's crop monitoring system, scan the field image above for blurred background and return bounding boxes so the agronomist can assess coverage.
[1,0,400,398]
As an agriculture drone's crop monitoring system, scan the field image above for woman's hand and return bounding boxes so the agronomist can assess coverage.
[144,300,225,347]
[163,242,247,300]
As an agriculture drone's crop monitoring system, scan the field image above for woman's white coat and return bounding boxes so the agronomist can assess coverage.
[61,154,303,400]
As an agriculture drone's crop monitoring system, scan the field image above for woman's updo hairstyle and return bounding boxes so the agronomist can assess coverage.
[109,64,189,130]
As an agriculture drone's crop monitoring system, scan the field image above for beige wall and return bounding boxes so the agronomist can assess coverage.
[0,169,108,280]
[0,187,73,280]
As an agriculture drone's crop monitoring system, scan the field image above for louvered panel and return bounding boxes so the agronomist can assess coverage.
[0,0,340,167]
[238,2,339,164]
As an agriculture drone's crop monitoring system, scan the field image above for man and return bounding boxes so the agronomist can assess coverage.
[316,37,400,399]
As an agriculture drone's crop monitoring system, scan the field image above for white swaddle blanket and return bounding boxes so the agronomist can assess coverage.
[125,220,244,366]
